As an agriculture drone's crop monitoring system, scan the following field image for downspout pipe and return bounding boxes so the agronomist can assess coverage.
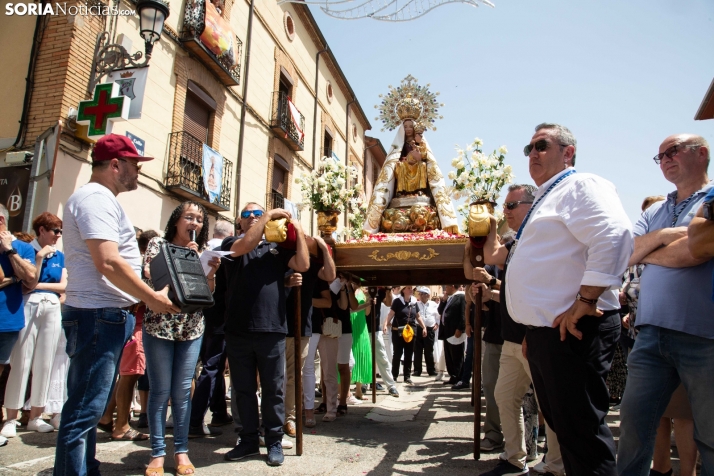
[310,47,328,234]
[234,0,256,217]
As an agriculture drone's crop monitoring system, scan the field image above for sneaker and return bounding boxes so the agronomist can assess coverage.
[479,458,528,476]
[388,387,400,397]
[210,413,234,427]
[452,381,471,390]
[189,422,222,438]
[224,441,260,461]
[27,417,54,433]
[165,415,173,429]
[50,414,61,430]
[369,383,385,391]
[1,420,19,438]
[480,437,504,451]
[281,438,293,449]
[434,372,444,381]
[345,395,362,405]
[135,413,148,429]
[283,420,296,438]
[267,441,284,466]
[0,435,7,447]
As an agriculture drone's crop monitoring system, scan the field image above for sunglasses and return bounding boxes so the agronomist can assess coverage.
[117,158,142,172]
[240,209,264,219]
[51,228,62,235]
[653,144,701,164]
[523,139,570,156]
[503,201,533,210]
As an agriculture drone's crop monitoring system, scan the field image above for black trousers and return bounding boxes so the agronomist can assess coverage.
[413,325,436,375]
[444,340,465,380]
[391,330,414,381]
[189,330,228,427]
[526,311,620,476]
[225,332,285,447]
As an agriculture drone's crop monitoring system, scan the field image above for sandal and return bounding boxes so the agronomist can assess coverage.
[336,405,347,416]
[304,418,316,428]
[111,428,149,441]
[176,464,196,475]
[322,414,336,422]
[144,467,163,476]
[314,403,327,414]
[97,421,113,433]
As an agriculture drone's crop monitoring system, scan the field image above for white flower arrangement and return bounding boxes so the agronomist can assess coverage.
[295,156,361,213]
[448,138,514,203]
[347,196,368,240]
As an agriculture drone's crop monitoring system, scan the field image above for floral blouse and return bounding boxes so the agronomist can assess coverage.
[142,237,205,341]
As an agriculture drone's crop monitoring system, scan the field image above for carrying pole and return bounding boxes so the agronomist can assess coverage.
[469,247,485,460]
[294,289,303,456]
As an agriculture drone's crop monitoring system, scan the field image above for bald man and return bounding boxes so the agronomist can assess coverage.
[617,134,714,474]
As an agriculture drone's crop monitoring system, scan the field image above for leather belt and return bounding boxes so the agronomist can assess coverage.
[121,303,142,314]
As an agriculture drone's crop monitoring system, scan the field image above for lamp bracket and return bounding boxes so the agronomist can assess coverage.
[88,31,149,95]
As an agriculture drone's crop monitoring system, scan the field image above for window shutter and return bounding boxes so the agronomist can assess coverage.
[183,91,210,144]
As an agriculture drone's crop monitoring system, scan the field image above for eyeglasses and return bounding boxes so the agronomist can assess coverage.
[182,215,204,224]
[503,201,533,210]
[240,209,264,219]
[653,144,701,164]
[523,139,570,156]
[117,158,142,172]
[50,228,62,235]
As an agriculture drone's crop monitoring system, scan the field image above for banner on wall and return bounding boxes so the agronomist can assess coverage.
[0,166,31,232]
[202,144,223,203]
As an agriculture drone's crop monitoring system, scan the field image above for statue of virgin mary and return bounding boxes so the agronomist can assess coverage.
[363,77,458,234]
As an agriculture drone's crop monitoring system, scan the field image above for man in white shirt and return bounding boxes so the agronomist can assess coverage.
[505,124,633,476]
[414,286,439,376]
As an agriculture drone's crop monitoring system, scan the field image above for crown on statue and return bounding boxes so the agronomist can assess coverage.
[413,121,427,134]
[375,75,444,132]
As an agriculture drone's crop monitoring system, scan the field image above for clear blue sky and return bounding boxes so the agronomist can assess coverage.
[310,0,714,224]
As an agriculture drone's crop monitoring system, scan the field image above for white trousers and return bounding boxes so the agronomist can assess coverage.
[374,331,396,389]
[302,333,321,410]
[434,339,446,373]
[5,293,62,409]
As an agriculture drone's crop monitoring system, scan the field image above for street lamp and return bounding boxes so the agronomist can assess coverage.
[88,0,170,93]
[137,0,170,58]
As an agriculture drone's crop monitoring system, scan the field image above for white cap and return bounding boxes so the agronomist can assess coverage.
[416,286,430,295]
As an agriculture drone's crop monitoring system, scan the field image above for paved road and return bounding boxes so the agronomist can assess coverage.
[0,374,623,475]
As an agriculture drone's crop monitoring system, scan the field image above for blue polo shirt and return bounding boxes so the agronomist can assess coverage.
[0,240,36,332]
[704,187,714,302]
[634,182,714,339]
[31,250,65,297]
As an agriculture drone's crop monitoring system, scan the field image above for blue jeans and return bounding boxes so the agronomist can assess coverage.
[54,306,134,476]
[143,330,203,458]
[617,325,714,476]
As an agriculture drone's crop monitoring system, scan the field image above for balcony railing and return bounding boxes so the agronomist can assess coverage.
[270,91,305,151]
[267,192,284,210]
[180,0,241,86]
[166,131,232,212]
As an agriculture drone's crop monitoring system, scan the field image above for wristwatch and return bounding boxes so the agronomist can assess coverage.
[488,277,497,287]
[576,293,598,306]
[4,248,17,257]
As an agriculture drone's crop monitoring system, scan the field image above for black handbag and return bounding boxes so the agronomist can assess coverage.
[149,241,214,313]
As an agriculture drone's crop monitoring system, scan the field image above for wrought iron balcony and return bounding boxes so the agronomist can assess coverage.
[180,0,241,86]
[271,91,305,151]
[266,191,284,210]
[165,131,233,212]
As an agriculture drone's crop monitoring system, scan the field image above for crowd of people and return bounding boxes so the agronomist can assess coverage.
[0,126,712,476]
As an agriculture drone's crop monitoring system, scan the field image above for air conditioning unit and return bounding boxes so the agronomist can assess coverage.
[5,151,33,166]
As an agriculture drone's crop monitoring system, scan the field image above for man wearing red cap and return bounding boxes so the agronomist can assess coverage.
[54,134,178,476]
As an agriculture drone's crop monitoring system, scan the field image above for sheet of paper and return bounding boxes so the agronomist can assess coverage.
[200,250,233,275]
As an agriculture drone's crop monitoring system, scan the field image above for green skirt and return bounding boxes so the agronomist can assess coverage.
[350,291,373,384]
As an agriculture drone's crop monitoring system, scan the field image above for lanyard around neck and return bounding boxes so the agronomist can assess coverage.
[515,170,576,241]
[670,191,699,227]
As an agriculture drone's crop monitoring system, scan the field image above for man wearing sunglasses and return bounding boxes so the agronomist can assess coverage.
[56,134,178,475]
[222,202,309,466]
[501,124,632,476]
[475,184,565,476]
[617,134,714,474]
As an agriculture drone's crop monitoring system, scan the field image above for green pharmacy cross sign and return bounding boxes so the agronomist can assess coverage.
[77,82,131,141]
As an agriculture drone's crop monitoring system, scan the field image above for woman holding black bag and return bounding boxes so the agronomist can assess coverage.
[383,286,427,385]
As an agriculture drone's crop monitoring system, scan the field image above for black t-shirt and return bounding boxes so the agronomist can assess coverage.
[390,295,417,327]
[286,259,322,338]
[482,265,504,345]
[311,279,330,335]
[500,241,527,344]
[203,244,227,331]
[222,237,296,336]
[331,285,352,334]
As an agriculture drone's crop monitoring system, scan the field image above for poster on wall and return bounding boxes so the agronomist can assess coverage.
[202,144,223,203]
[0,166,31,232]
[107,67,149,119]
